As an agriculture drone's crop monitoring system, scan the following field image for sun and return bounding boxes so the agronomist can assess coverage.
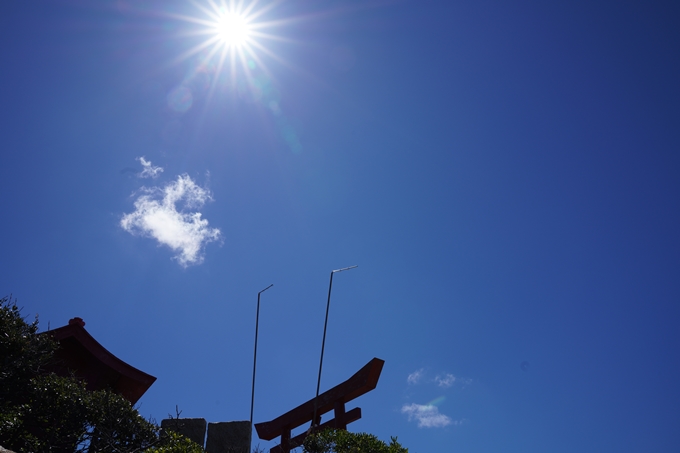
[155,0,361,152]
[165,0,286,79]
[214,11,251,47]
[161,0,316,112]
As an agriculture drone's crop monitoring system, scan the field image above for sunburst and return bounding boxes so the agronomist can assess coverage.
[157,0,355,152]
[163,0,298,89]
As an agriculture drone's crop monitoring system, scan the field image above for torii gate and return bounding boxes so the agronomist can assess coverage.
[255,358,384,453]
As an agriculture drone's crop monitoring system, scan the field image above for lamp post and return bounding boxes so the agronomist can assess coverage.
[312,265,357,428]
[251,284,273,429]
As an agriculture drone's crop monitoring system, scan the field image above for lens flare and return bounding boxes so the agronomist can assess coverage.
[426,396,446,407]
[159,0,330,153]
[163,0,285,85]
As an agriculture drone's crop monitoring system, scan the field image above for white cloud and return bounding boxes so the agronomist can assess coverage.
[401,404,458,428]
[435,373,456,388]
[121,174,221,267]
[407,369,425,385]
[138,157,164,179]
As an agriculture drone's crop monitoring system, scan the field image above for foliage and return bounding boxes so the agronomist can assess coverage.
[85,389,159,453]
[0,296,201,453]
[302,429,408,453]
[0,296,57,403]
[1,373,93,452]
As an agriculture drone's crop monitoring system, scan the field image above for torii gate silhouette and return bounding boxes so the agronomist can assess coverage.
[254,358,384,453]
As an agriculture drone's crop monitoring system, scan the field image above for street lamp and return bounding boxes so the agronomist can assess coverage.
[251,284,273,429]
[312,265,357,428]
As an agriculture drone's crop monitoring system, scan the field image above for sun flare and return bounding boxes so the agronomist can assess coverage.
[165,0,289,82]
[159,0,349,153]
[215,12,250,47]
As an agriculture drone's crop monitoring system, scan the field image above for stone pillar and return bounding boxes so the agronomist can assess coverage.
[161,418,207,447]
[206,421,251,453]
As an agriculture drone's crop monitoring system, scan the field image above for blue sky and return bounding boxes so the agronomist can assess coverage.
[1,1,679,451]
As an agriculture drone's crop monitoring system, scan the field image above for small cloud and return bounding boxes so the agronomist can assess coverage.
[138,157,164,179]
[407,369,425,385]
[401,404,458,428]
[121,174,221,267]
[435,373,456,388]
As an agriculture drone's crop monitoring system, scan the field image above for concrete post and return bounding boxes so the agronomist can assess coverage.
[160,418,207,447]
[206,421,251,453]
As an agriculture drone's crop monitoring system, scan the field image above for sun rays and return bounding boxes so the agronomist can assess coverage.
[149,0,368,153]
[152,0,316,153]
[157,0,365,102]
[161,0,291,91]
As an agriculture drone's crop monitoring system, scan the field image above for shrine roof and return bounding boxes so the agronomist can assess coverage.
[45,317,156,404]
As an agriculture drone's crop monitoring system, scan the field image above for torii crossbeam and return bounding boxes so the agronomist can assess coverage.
[255,358,384,453]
